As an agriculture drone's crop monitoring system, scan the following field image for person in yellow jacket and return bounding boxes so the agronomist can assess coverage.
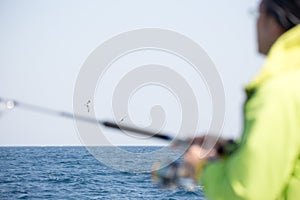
[184,0,300,199]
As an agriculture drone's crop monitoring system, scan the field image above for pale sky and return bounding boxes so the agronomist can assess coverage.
[0,0,264,146]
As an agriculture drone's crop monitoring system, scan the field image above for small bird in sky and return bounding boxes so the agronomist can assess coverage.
[84,100,91,112]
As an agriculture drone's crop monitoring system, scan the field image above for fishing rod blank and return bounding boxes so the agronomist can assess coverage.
[0,97,187,145]
[102,121,189,145]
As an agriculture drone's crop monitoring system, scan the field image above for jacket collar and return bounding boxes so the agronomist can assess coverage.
[246,25,300,95]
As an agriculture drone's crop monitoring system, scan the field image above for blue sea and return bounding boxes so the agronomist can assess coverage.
[0,147,206,199]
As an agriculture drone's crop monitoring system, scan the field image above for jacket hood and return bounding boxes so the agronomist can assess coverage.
[246,24,300,92]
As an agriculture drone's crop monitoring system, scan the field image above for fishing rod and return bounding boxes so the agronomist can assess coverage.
[0,97,187,144]
[0,97,237,155]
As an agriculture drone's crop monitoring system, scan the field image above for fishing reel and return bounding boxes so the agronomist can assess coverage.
[151,160,200,191]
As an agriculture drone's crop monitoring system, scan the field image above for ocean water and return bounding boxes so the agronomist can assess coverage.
[0,147,206,199]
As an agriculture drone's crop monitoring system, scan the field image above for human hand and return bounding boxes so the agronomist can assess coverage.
[189,135,236,157]
[182,144,215,181]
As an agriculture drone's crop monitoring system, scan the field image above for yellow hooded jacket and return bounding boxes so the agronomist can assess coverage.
[201,25,300,200]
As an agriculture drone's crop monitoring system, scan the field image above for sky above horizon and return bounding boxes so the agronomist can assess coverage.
[0,0,263,146]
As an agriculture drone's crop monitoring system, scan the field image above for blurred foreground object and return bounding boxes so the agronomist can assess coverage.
[151,136,238,191]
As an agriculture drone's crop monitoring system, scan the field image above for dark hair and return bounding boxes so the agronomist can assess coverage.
[263,0,300,30]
